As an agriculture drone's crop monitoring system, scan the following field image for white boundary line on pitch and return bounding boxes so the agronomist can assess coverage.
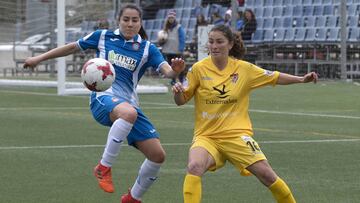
[0,139,359,150]
[1,104,360,120]
[142,102,360,120]
[1,90,360,119]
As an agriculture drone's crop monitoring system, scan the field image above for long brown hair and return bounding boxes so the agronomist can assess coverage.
[210,24,246,60]
[117,3,148,40]
[164,18,178,32]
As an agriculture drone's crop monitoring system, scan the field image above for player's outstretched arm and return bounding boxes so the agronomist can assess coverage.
[23,42,80,69]
[160,58,185,78]
[172,82,187,106]
[277,72,318,85]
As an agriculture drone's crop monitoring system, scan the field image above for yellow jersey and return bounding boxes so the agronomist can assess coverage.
[183,56,280,138]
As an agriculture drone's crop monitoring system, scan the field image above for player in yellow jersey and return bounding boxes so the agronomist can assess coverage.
[172,24,318,203]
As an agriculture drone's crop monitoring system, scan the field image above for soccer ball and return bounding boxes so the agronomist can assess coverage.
[81,58,115,92]
[157,30,168,43]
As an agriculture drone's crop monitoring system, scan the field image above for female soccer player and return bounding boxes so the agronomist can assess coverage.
[172,24,318,203]
[24,4,185,203]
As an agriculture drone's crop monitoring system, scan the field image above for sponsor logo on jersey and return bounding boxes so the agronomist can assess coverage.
[213,84,230,99]
[205,84,237,104]
[201,76,213,80]
[205,98,237,104]
[110,38,119,41]
[202,111,237,119]
[264,70,274,76]
[108,50,137,71]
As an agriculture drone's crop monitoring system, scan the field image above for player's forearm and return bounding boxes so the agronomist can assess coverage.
[37,42,79,62]
[276,73,304,85]
[160,64,178,78]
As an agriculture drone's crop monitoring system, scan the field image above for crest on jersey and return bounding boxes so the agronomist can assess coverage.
[230,73,239,83]
[132,42,140,51]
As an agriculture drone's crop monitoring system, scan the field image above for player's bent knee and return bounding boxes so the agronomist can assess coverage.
[262,171,277,186]
[148,150,166,163]
[186,161,206,176]
[111,103,138,123]
[256,168,277,186]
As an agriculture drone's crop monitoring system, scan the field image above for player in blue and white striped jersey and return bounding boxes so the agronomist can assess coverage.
[24,4,185,203]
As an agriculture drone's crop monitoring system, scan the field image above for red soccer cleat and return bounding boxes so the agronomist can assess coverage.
[93,163,114,193]
[121,189,141,203]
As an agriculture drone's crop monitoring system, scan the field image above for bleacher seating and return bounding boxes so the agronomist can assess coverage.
[304,16,316,27]
[274,29,286,42]
[348,27,359,42]
[284,29,295,41]
[263,29,274,42]
[252,29,264,43]
[243,0,360,44]
[140,0,360,46]
[305,28,316,41]
[263,18,274,29]
[272,7,283,17]
[294,28,306,41]
[142,0,206,44]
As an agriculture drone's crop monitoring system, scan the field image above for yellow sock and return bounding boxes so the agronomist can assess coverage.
[269,177,296,203]
[183,174,202,203]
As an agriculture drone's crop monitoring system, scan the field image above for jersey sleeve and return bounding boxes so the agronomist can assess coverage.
[76,30,102,51]
[178,26,186,52]
[148,43,166,72]
[247,63,280,89]
[183,63,200,102]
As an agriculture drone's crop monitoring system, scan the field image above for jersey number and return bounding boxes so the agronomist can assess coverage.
[246,141,261,153]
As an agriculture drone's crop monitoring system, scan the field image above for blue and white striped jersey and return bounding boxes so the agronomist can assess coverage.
[77,29,167,107]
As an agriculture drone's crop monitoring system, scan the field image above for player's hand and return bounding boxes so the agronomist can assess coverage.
[170,58,185,74]
[303,72,318,83]
[23,57,40,69]
[172,82,185,94]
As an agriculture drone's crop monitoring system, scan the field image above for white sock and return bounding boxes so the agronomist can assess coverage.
[100,118,133,167]
[130,159,162,200]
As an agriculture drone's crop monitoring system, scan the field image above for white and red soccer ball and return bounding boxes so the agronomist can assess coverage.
[81,58,115,92]
[157,30,168,41]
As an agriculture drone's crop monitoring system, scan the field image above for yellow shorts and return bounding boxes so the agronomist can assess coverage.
[191,135,267,176]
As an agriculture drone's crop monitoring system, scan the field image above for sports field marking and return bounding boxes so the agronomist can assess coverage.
[0,138,359,150]
[0,107,88,111]
[2,90,360,119]
[249,109,360,119]
[142,102,360,120]
[0,89,86,98]
[1,104,359,120]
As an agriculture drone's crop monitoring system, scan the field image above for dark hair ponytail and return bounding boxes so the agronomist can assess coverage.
[210,25,246,60]
[117,3,148,40]
[139,26,148,40]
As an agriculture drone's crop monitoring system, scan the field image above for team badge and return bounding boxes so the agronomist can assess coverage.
[132,42,140,51]
[230,73,239,83]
